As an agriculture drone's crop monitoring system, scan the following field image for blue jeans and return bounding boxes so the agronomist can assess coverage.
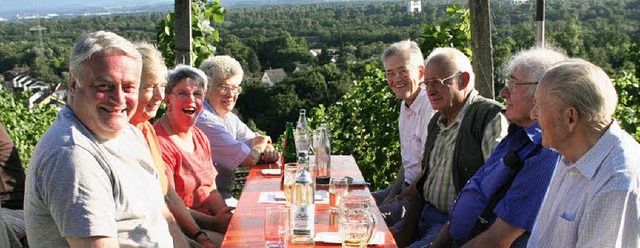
[409,203,449,248]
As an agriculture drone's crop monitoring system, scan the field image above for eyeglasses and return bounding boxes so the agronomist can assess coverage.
[504,80,538,93]
[424,72,461,88]
[171,90,204,100]
[215,84,243,95]
[385,68,411,78]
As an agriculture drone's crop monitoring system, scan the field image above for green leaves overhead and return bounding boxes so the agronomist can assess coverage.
[156,0,226,67]
[420,3,472,59]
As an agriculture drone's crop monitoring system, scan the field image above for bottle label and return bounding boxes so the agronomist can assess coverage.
[292,204,314,235]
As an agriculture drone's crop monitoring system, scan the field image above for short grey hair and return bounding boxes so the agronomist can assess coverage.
[69,31,141,81]
[540,58,618,130]
[425,47,475,89]
[135,42,168,87]
[199,55,244,90]
[506,46,567,96]
[166,65,208,95]
[381,40,424,69]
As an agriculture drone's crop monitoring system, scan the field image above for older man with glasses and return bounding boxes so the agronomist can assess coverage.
[196,55,280,206]
[427,46,566,248]
[392,47,509,247]
[373,40,437,228]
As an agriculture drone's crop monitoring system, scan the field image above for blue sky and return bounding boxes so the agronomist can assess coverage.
[0,0,173,12]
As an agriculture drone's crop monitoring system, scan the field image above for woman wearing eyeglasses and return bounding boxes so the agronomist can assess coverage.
[154,65,235,247]
[196,56,280,206]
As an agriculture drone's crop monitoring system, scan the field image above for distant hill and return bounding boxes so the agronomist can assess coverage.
[0,0,396,21]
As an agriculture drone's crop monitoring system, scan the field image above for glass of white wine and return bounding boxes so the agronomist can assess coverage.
[283,162,298,204]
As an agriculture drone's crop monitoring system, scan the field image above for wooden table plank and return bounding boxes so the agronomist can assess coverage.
[221,155,397,247]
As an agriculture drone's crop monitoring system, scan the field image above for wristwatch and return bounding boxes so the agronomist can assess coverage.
[191,229,207,240]
[250,147,263,162]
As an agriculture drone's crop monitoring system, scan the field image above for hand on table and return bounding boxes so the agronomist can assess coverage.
[195,234,217,248]
[212,206,235,232]
[262,145,280,163]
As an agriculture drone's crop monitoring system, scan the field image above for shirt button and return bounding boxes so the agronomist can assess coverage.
[568,169,578,177]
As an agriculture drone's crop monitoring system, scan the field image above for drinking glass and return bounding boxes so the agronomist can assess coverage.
[264,206,289,248]
[339,195,376,248]
[283,163,298,204]
[329,177,349,212]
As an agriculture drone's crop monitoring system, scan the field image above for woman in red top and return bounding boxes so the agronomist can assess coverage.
[154,65,234,246]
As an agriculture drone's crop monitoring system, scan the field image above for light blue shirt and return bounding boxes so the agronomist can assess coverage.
[528,120,640,247]
[196,101,256,198]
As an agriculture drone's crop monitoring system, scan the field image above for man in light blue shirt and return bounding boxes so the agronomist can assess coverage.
[528,59,640,247]
[197,56,280,205]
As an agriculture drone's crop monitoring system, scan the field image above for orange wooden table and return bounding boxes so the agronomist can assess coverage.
[221,155,397,247]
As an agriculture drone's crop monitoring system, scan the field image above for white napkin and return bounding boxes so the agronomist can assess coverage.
[314,231,385,245]
[261,168,281,175]
[258,191,329,204]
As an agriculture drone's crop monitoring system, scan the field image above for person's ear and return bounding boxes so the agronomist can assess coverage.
[417,64,425,82]
[69,73,77,94]
[459,71,470,88]
[565,107,579,132]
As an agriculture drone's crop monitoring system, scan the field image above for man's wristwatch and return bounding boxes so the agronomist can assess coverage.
[191,229,207,240]
[250,147,263,162]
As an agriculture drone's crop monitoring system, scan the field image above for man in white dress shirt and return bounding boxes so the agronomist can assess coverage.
[528,58,640,247]
[373,40,436,226]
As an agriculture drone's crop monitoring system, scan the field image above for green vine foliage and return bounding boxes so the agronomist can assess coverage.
[613,71,640,141]
[308,64,400,191]
[419,3,472,59]
[0,88,58,168]
[156,0,225,67]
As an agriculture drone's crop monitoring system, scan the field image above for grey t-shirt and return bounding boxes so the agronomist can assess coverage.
[25,106,173,247]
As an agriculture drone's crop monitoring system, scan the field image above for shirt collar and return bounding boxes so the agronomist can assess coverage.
[403,88,428,112]
[505,122,543,151]
[202,100,220,118]
[572,120,621,179]
[436,90,478,128]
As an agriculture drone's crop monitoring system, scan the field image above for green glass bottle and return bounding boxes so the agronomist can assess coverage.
[284,122,297,164]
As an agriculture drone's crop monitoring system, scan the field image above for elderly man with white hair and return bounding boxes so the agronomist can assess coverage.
[393,47,509,247]
[428,46,566,248]
[527,59,640,247]
[196,55,280,205]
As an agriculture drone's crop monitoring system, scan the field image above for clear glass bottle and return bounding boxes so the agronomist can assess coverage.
[290,151,315,244]
[295,109,311,153]
[314,124,331,185]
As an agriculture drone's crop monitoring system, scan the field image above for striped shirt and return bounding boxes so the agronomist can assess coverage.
[399,87,436,184]
[528,121,640,248]
[423,91,508,213]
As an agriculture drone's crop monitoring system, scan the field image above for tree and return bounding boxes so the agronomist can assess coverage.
[420,4,472,58]
[309,64,400,190]
[0,88,58,167]
[156,0,225,67]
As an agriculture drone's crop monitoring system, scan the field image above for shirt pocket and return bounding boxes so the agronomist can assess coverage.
[553,213,579,247]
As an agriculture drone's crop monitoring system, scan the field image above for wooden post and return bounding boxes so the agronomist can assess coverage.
[175,0,192,66]
[536,0,546,47]
[469,0,495,99]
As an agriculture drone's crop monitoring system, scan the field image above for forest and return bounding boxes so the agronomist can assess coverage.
[1,0,639,189]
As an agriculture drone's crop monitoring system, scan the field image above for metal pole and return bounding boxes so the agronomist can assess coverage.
[536,0,545,47]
